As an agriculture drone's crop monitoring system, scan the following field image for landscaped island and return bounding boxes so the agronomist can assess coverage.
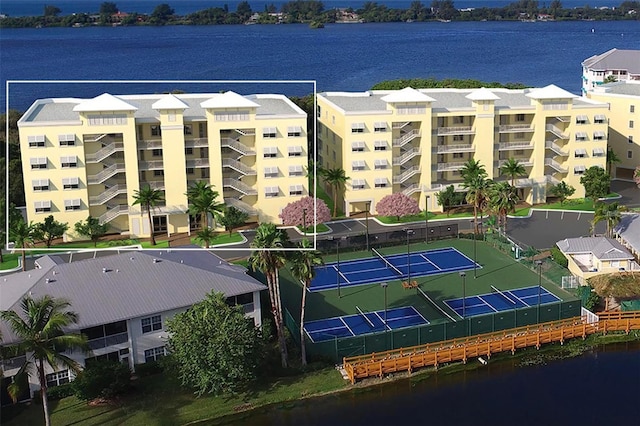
[1,0,638,28]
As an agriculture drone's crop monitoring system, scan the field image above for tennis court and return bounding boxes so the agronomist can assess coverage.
[310,247,479,292]
[444,285,562,318]
[304,306,429,342]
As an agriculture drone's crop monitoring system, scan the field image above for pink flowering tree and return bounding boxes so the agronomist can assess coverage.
[279,197,331,230]
[376,193,421,221]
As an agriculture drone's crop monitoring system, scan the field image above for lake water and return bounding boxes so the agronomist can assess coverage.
[2,20,639,111]
[218,341,640,426]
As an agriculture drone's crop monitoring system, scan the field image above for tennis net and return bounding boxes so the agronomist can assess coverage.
[491,285,517,306]
[355,305,375,328]
[371,248,404,277]
[417,287,457,321]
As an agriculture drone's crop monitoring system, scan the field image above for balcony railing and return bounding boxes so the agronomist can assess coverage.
[436,126,474,136]
[437,144,475,153]
[437,162,466,171]
[546,123,568,139]
[498,158,533,167]
[139,160,164,170]
[392,129,421,147]
[393,166,420,184]
[87,163,125,184]
[2,355,26,372]
[85,142,124,163]
[544,158,568,173]
[545,140,569,156]
[221,138,256,156]
[222,158,256,175]
[428,182,466,192]
[186,158,210,168]
[89,184,127,205]
[498,142,534,151]
[498,124,534,133]
[223,178,257,196]
[137,139,163,149]
[184,138,209,148]
[87,332,129,350]
[392,147,421,166]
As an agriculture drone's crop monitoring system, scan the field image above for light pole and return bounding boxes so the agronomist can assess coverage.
[365,201,370,251]
[473,232,477,279]
[405,228,414,282]
[425,195,430,244]
[460,271,467,320]
[302,208,307,235]
[381,282,388,328]
[536,260,543,324]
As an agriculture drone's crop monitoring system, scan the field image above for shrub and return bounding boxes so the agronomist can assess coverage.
[46,382,75,400]
[73,360,131,401]
[279,197,331,227]
[376,193,421,220]
[550,247,568,268]
[134,360,164,377]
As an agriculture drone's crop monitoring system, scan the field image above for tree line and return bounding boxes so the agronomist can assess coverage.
[1,0,638,28]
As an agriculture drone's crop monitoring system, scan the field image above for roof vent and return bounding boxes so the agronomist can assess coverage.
[153,258,160,263]
[45,278,50,284]
[116,269,119,273]
[180,260,184,264]
[130,257,134,261]
[52,270,57,275]
[102,267,107,273]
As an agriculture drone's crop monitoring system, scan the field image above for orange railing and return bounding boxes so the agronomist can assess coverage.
[342,311,640,384]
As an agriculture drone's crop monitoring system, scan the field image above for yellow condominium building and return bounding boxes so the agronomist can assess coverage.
[317,85,609,216]
[587,81,640,180]
[18,91,308,240]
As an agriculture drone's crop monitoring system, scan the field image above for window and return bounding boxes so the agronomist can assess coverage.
[374,159,388,170]
[351,123,365,133]
[64,199,81,211]
[630,120,634,129]
[397,106,426,115]
[631,105,635,113]
[575,132,588,142]
[576,115,588,125]
[515,149,524,155]
[88,115,127,126]
[185,147,193,155]
[62,177,79,189]
[289,185,303,196]
[287,126,302,137]
[574,149,587,158]
[514,132,525,140]
[199,123,207,138]
[144,346,166,363]
[289,165,303,177]
[151,125,161,136]
[592,148,605,157]
[352,160,366,171]
[264,166,278,178]
[351,179,366,190]
[152,149,163,157]
[168,114,176,122]
[214,111,249,122]
[262,127,277,138]
[288,146,303,157]
[453,116,464,124]
[46,370,70,388]
[184,125,192,135]
[453,135,464,142]
[58,134,75,146]
[317,105,321,118]
[60,155,77,168]
[186,167,195,175]
[628,151,633,159]
[516,114,525,122]
[351,141,365,152]
[574,165,586,175]
[453,152,464,159]
[28,135,45,147]
[32,179,49,191]
[629,135,634,144]
[34,200,51,213]
[593,131,606,141]
[264,186,279,198]
[141,315,162,333]
[374,177,389,188]
[153,170,164,177]
[374,140,387,151]
[374,122,387,132]
[30,157,47,169]
[263,147,277,158]
[594,115,606,124]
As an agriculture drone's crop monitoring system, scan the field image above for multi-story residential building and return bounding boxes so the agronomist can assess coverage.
[0,249,266,403]
[317,86,609,215]
[17,91,308,240]
[581,48,640,95]
[587,80,640,180]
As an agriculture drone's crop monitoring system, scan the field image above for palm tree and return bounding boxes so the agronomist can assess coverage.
[195,227,216,248]
[249,223,291,368]
[606,148,621,177]
[132,185,164,246]
[592,202,625,238]
[460,158,487,184]
[499,158,526,187]
[0,295,87,426]
[488,181,519,233]
[288,239,324,366]
[321,167,350,217]
[463,175,492,234]
[185,181,224,230]
[9,220,36,271]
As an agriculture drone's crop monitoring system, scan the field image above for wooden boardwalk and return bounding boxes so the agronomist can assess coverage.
[343,310,640,384]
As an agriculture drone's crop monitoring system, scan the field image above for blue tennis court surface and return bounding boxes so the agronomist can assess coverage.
[304,306,429,342]
[444,286,562,318]
[310,247,479,292]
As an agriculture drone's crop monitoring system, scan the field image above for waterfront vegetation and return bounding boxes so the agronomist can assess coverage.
[1,0,638,28]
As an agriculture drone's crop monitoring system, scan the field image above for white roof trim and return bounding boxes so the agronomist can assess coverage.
[381,87,436,103]
[525,84,578,100]
[200,91,260,109]
[152,94,189,110]
[465,87,501,101]
[73,93,138,112]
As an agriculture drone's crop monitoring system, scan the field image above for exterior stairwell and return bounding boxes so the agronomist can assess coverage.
[85,142,124,163]
[393,166,420,184]
[88,163,125,185]
[98,204,128,224]
[89,184,127,205]
[222,158,257,175]
[392,129,421,147]
[223,178,257,196]
[221,138,256,156]
[392,147,421,166]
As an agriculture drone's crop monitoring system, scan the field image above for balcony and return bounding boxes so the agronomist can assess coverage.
[184,138,209,148]
[436,126,474,136]
[544,158,568,173]
[137,139,163,149]
[428,182,466,192]
[498,158,533,167]
[545,140,569,156]
[141,181,165,191]
[2,355,26,372]
[223,178,257,196]
[222,158,256,175]
[437,144,475,154]
[87,331,129,351]
[85,142,124,163]
[498,124,534,133]
[186,158,210,169]
[498,142,534,151]
[437,162,466,172]
[392,129,421,147]
[139,160,164,170]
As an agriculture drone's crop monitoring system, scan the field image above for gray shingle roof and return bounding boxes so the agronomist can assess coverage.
[556,237,633,260]
[582,49,640,74]
[0,250,266,342]
[614,214,640,253]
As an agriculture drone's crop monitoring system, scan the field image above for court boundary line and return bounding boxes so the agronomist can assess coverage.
[340,317,356,337]
[477,295,501,313]
[419,253,441,270]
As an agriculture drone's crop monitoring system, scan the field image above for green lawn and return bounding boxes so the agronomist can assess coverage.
[1,368,347,426]
[297,223,330,234]
[0,253,20,270]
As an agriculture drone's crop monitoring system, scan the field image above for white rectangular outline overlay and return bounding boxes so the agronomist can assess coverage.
[5,79,317,253]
